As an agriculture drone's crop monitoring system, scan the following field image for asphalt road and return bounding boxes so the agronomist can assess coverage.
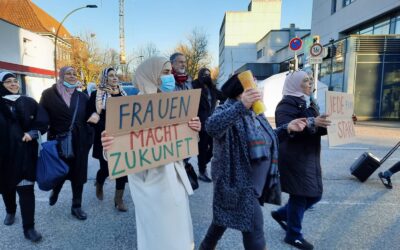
[1,123,400,250]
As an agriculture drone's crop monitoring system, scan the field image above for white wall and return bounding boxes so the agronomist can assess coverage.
[311,0,400,44]
[0,20,21,64]
[0,20,54,101]
[19,28,54,71]
[219,0,282,85]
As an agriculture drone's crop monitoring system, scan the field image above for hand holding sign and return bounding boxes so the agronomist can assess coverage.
[188,117,201,132]
[101,130,114,151]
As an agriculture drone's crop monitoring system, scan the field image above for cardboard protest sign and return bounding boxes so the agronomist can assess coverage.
[105,89,201,179]
[325,91,356,147]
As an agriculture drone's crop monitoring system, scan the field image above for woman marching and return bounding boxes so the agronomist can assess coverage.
[272,71,331,250]
[199,73,307,250]
[0,72,48,242]
[40,66,93,220]
[101,57,201,250]
[86,67,128,211]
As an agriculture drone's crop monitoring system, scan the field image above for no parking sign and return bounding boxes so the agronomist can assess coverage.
[289,37,303,51]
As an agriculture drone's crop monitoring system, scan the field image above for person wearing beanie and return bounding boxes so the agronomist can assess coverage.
[272,71,331,250]
[86,67,128,211]
[40,66,93,221]
[199,73,308,250]
[0,71,48,242]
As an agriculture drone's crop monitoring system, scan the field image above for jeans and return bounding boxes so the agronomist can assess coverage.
[276,194,321,240]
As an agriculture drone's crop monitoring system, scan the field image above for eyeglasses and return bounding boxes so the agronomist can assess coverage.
[3,79,19,84]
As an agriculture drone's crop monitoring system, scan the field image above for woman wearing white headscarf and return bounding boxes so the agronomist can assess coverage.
[271,71,330,250]
[101,57,200,250]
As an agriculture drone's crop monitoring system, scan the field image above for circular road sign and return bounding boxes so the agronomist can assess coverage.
[289,38,302,51]
[310,43,323,57]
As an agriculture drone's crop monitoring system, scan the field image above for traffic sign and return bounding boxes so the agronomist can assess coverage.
[310,43,323,57]
[289,38,303,51]
[309,57,323,64]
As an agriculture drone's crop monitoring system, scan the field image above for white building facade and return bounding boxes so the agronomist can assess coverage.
[218,0,282,85]
[0,19,54,101]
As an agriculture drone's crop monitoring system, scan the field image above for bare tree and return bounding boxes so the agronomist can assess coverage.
[175,28,211,79]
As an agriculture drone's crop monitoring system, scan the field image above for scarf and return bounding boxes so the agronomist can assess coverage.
[56,66,76,107]
[257,115,280,190]
[243,112,269,162]
[135,57,170,95]
[95,67,127,114]
[172,68,188,85]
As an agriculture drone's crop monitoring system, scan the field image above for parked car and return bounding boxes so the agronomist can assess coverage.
[121,82,139,96]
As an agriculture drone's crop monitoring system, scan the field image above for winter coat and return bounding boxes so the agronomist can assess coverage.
[275,95,327,197]
[205,99,288,232]
[0,96,48,193]
[192,79,224,129]
[40,85,93,185]
[87,90,122,160]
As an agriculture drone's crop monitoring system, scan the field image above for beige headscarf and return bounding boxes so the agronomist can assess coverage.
[134,57,170,95]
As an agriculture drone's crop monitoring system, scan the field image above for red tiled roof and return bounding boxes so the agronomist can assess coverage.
[0,0,71,39]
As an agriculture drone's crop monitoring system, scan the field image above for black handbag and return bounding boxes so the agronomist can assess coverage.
[56,96,79,159]
[185,163,199,190]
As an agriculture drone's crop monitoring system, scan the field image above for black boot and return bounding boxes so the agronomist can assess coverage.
[3,213,15,226]
[71,207,87,220]
[49,190,59,206]
[378,172,393,189]
[24,228,42,242]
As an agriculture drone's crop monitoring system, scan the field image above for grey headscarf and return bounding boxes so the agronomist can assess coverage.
[282,71,309,98]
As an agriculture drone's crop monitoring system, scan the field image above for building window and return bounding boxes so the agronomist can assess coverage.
[331,0,337,14]
[257,48,264,59]
[373,20,390,35]
[342,0,355,7]
[395,16,400,34]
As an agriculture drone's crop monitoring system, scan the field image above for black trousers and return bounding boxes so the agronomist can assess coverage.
[200,197,266,250]
[197,130,213,174]
[96,157,127,190]
[2,185,35,231]
[52,179,84,208]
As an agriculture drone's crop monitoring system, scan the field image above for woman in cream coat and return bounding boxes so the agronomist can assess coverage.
[102,57,200,250]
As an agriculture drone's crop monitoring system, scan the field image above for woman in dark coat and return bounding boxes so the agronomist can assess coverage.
[199,73,307,250]
[0,72,48,242]
[40,66,93,220]
[86,67,128,211]
[191,68,224,182]
[272,71,331,250]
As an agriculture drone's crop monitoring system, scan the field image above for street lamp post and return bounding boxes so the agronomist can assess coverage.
[54,5,97,80]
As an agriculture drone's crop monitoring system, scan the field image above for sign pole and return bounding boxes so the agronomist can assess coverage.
[294,51,298,71]
[314,63,319,99]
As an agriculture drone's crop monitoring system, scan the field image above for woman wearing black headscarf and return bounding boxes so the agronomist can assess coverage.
[40,66,93,220]
[0,72,48,242]
[86,67,128,211]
